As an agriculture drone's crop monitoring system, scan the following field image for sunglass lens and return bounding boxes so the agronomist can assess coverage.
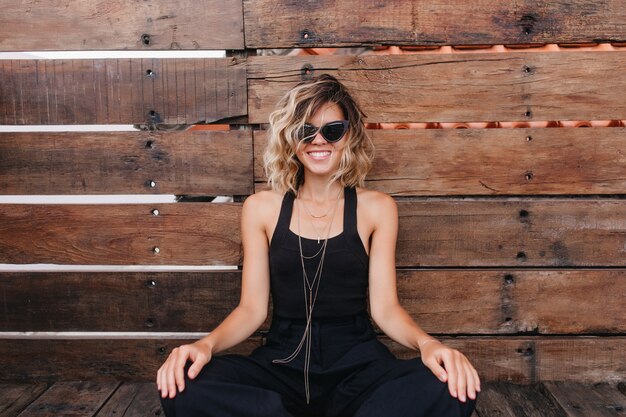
[300,124,318,142]
[321,121,347,142]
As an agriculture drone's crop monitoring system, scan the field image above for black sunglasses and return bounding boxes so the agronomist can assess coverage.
[298,120,349,143]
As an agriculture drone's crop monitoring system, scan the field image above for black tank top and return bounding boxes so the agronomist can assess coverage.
[269,186,369,319]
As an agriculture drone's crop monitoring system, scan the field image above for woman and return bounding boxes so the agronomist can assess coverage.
[157,74,480,417]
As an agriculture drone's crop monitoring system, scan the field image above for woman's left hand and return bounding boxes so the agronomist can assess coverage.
[419,340,481,402]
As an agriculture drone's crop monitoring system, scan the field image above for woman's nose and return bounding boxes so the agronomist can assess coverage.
[311,130,327,144]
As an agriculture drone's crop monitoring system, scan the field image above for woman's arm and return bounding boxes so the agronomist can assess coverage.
[157,192,272,399]
[365,191,480,403]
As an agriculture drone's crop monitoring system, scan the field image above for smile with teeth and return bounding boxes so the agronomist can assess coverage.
[307,150,331,160]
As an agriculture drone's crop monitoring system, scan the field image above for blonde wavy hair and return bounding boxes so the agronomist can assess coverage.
[263,74,374,195]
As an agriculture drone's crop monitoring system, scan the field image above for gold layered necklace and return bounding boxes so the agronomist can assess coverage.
[272,187,343,404]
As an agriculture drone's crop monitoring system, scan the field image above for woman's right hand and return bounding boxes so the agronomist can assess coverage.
[156,340,212,399]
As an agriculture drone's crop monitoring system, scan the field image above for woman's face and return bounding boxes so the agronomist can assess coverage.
[295,102,348,178]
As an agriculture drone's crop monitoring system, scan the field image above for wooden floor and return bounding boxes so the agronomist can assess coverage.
[1,380,625,417]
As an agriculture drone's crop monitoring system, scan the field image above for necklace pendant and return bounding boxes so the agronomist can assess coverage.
[317,236,320,244]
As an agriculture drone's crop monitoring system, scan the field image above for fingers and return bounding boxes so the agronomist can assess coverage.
[156,345,191,399]
[442,349,480,403]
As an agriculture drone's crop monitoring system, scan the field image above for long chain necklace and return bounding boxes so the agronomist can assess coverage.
[272,187,343,404]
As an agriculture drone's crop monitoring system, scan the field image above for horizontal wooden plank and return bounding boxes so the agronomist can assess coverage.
[1,337,623,383]
[0,0,243,50]
[0,204,242,265]
[4,198,626,266]
[0,58,246,125]
[244,0,626,48]
[0,130,252,195]
[2,270,624,334]
[255,127,626,196]
[0,382,48,417]
[394,199,626,267]
[0,337,262,382]
[247,52,626,123]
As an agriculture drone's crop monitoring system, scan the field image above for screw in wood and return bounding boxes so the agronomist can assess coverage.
[145,318,155,327]
[151,209,160,216]
[525,172,533,181]
[148,180,157,188]
[504,274,515,285]
[516,251,527,261]
[146,69,155,78]
[153,247,160,254]
[525,135,533,142]
[519,209,529,218]
[141,34,151,46]
[146,279,157,288]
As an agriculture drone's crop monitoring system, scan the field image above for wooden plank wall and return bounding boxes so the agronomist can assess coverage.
[1,0,625,384]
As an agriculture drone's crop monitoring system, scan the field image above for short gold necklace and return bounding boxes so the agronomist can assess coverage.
[298,188,343,243]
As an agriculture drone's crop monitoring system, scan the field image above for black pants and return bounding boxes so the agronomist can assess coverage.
[159,313,476,417]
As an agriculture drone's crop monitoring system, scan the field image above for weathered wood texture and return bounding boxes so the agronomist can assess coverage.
[475,382,567,417]
[2,270,624,334]
[0,58,246,125]
[5,199,626,266]
[543,381,626,417]
[394,199,626,267]
[95,382,162,417]
[255,127,626,196]
[247,52,626,123]
[15,381,119,417]
[0,338,261,382]
[0,382,48,417]
[1,337,623,383]
[0,203,241,265]
[0,130,252,195]
[0,0,243,50]
[244,0,626,48]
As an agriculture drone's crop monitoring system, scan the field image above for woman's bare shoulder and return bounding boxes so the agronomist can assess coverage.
[355,187,397,229]
[355,187,397,211]
[242,189,284,226]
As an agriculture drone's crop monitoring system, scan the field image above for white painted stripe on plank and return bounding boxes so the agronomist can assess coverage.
[0,332,208,340]
[0,124,139,132]
[0,195,178,204]
[0,51,226,60]
[0,264,238,272]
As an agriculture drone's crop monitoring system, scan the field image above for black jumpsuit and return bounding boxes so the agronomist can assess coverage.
[160,187,477,417]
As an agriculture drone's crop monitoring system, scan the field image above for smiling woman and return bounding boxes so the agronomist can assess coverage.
[156,74,479,417]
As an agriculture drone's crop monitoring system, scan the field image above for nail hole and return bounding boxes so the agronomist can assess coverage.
[504,274,515,284]
[525,110,532,118]
[504,317,513,322]
[526,135,533,141]
[519,209,529,218]
[146,69,155,77]
[516,251,527,260]
[157,346,166,355]
[151,209,160,216]
[525,172,533,181]
[145,140,154,149]
[141,34,151,46]
[145,318,155,327]
[301,64,314,80]
[523,65,532,73]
